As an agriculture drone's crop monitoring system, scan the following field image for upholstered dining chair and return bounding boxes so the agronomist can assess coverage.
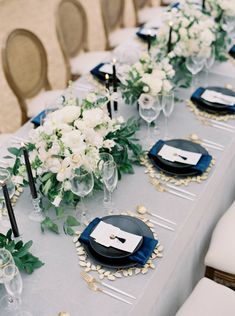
[204,200,235,289]
[175,278,235,316]
[2,28,63,125]
[56,0,110,79]
[100,0,138,49]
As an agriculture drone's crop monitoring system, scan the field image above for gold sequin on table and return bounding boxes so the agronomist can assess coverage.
[186,100,235,122]
[73,210,163,281]
[140,154,215,188]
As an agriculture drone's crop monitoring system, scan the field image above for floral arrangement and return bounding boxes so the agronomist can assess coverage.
[155,2,224,85]
[120,52,175,105]
[204,0,235,18]
[203,0,234,59]
[8,91,143,234]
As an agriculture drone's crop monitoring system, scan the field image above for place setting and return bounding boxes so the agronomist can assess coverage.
[73,205,167,304]
[187,85,235,131]
[141,137,215,199]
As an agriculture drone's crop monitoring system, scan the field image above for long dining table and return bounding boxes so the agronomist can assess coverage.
[1,38,235,316]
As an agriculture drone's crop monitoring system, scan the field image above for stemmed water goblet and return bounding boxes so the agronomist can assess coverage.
[101,161,118,215]
[204,47,215,86]
[0,249,32,316]
[138,94,162,149]
[97,153,114,207]
[71,168,94,228]
[186,55,205,92]
[162,91,175,139]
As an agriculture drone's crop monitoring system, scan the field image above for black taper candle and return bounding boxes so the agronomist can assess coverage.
[112,59,118,112]
[2,184,20,237]
[167,22,173,54]
[105,74,112,119]
[22,144,38,199]
[147,33,151,52]
[202,0,205,10]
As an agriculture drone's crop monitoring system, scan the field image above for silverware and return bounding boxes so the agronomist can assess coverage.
[81,271,136,300]
[189,133,224,148]
[149,219,175,231]
[209,119,235,130]
[88,282,132,305]
[136,205,176,225]
[164,187,194,201]
[155,174,196,198]
[201,142,223,151]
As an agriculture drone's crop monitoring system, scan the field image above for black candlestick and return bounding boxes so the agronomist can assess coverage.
[112,59,118,112]
[22,144,38,199]
[105,74,112,119]
[2,184,19,238]
[167,22,173,54]
[202,0,205,10]
[147,34,151,52]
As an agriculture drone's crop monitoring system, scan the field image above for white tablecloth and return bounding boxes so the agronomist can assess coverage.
[1,42,235,316]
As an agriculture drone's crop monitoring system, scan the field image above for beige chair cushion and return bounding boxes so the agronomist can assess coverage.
[204,200,235,274]
[109,27,139,48]
[70,51,111,76]
[0,133,11,146]
[176,278,235,316]
[27,90,63,118]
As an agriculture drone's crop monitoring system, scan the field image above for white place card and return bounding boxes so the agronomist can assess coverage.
[139,28,158,36]
[158,144,202,165]
[90,221,142,253]
[201,90,235,106]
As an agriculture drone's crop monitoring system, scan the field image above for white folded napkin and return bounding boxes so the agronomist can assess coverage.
[99,64,113,75]
[139,28,158,36]
[201,90,235,106]
[90,221,142,253]
[158,144,202,165]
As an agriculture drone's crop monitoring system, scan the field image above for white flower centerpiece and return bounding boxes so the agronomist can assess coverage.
[120,52,175,105]
[155,2,218,85]
[8,91,143,234]
[204,0,235,58]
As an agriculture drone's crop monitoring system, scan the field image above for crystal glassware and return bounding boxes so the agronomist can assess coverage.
[162,91,175,139]
[0,263,33,316]
[71,168,94,227]
[138,94,162,148]
[186,56,205,92]
[204,47,215,87]
[97,153,114,206]
[101,161,118,215]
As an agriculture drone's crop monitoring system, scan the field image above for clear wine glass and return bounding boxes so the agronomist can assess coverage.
[138,94,162,148]
[0,249,14,283]
[221,15,235,34]
[186,56,205,92]
[204,47,215,87]
[71,168,94,227]
[0,168,15,229]
[162,91,175,139]
[0,263,33,316]
[97,153,114,207]
[102,161,118,215]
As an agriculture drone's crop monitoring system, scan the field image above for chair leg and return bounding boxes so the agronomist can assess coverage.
[205,266,214,280]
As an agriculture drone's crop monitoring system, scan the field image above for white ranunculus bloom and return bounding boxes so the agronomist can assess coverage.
[51,105,81,124]
[103,139,116,150]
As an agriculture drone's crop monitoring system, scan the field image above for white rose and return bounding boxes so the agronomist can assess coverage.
[51,106,81,123]
[86,93,97,103]
[103,139,116,150]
